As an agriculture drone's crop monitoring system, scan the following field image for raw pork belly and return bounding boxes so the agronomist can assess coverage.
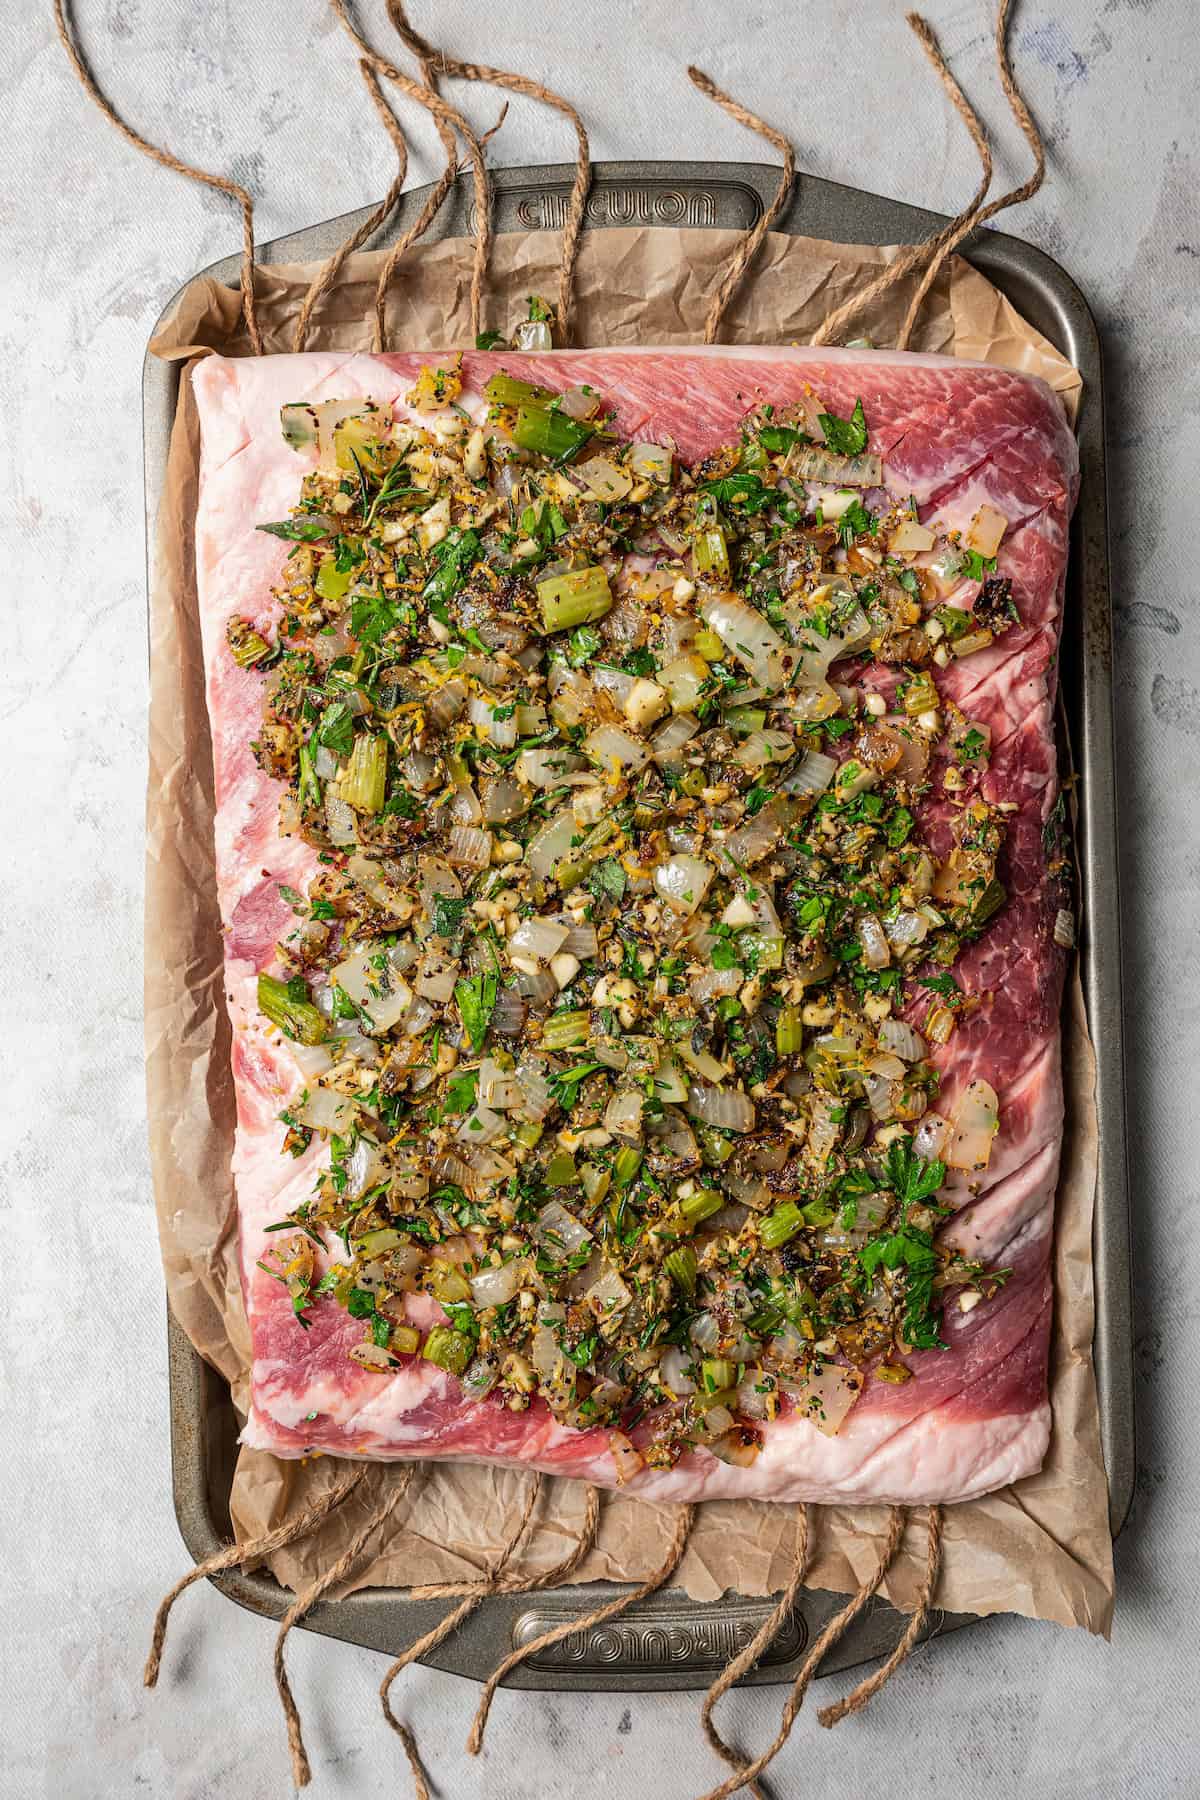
[192,345,1077,1505]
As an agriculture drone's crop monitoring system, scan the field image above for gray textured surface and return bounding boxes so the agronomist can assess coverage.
[2,3,1196,1796]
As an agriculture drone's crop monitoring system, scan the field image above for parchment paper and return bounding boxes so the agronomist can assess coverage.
[145,225,1110,1632]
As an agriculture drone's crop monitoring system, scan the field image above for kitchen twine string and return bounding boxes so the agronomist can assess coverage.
[387,1,594,347]
[895,0,1047,350]
[52,0,264,353]
[274,1467,419,1788]
[379,1480,604,1798]
[815,0,1047,348]
[292,62,412,355]
[377,1473,548,1800]
[467,1502,697,1757]
[684,68,797,346]
[142,1466,368,1688]
[327,0,493,343]
[696,1505,910,1800]
[293,51,510,355]
[699,1504,811,1800]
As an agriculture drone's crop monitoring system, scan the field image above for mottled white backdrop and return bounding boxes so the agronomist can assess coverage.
[3,2,1196,1796]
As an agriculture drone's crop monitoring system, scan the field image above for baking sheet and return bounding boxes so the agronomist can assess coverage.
[144,161,1129,1687]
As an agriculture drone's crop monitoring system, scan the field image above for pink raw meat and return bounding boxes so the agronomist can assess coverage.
[191,344,1077,1504]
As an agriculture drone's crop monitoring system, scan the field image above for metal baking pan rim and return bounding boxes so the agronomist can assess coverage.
[144,158,1131,1690]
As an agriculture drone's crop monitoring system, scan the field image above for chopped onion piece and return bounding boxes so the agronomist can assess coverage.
[878,1018,926,1062]
[914,1111,951,1161]
[525,804,577,879]
[689,1312,721,1351]
[462,1354,500,1398]
[575,455,632,502]
[456,1103,506,1146]
[447,826,492,869]
[965,504,1008,558]
[515,1058,554,1120]
[786,443,882,487]
[700,592,792,691]
[783,747,838,795]
[609,1430,644,1484]
[676,1039,729,1084]
[559,384,601,421]
[659,1344,697,1396]
[518,745,584,787]
[734,727,794,769]
[418,856,462,921]
[786,1362,863,1436]
[650,711,701,769]
[415,951,459,1004]
[888,519,935,554]
[478,1057,524,1109]
[294,1086,357,1134]
[886,909,929,950]
[659,652,710,714]
[946,1079,999,1171]
[467,1262,524,1309]
[509,916,570,966]
[481,776,527,825]
[324,791,357,846]
[604,1088,645,1139]
[583,723,652,773]
[690,966,741,1003]
[534,1200,592,1254]
[630,441,672,484]
[559,918,598,959]
[701,1405,735,1438]
[654,854,713,915]
[856,913,891,970]
[686,1081,755,1134]
[586,1265,632,1317]
[623,677,670,733]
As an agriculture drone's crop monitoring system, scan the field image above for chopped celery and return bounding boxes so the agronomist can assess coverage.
[541,1009,589,1051]
[357,1228,406,1256]
[951,628,995,658]
[611,1145,643,1189]
[725,706,767,737]
[545,1149,579,1187]
[693,496,730,583]
[800,1199,836,1228]
[390,1324,421,1356]
[775,1006,802,1055]
[315,554,353,602]
[760,1201,804,1249]
[536,565,613,634]
[342,733,387,813]
[513,1120,544,1149]
[514,405,593,460]
[257,973,328,1046]
[741,931,784,971]
[698,1126,734,1167]
[226,617,275,669]
[693,628,725,661]
[421,1326,472,1375]
[680,1188,723,1228]
[902,670,939,716]
[429,1261,471,1303]
[555,817,618,890]
[484,371,558,408]
[664,1245,698,1296]
[700,1357,735,1392]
